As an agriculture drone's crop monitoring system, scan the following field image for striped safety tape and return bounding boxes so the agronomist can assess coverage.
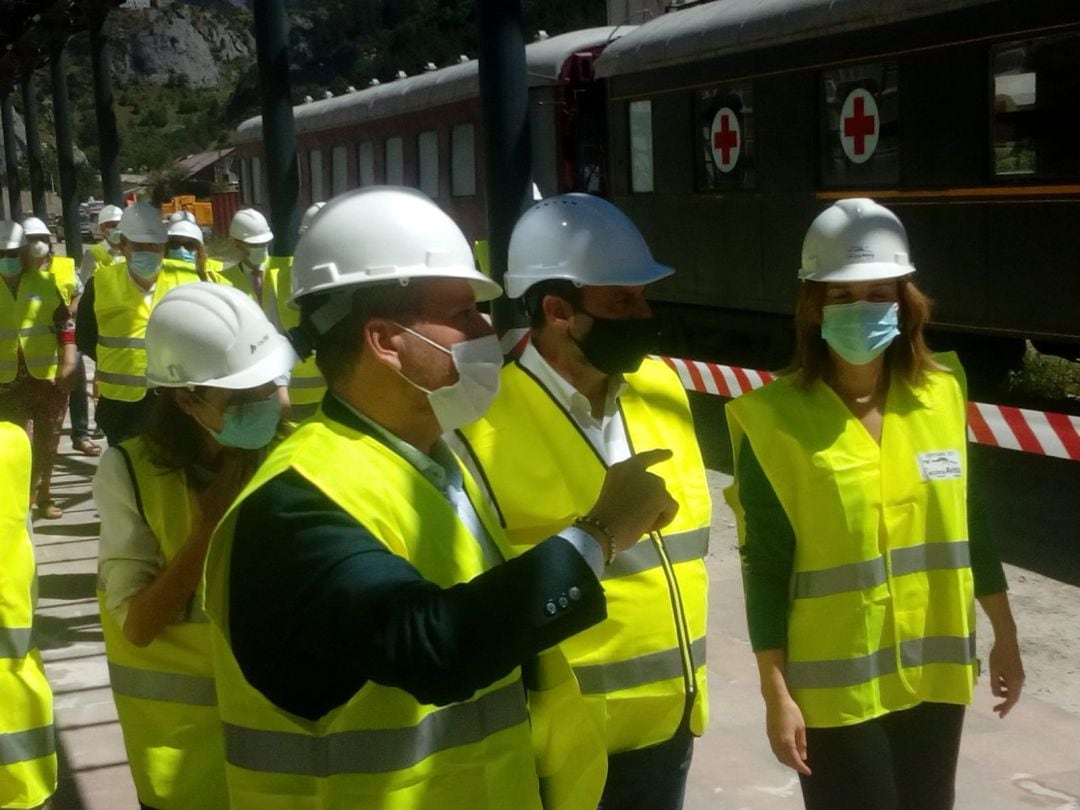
[660,356,1080,462]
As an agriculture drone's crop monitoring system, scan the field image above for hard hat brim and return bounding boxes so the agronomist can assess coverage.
[238,232,274,246]
[798,263,915,283]
[291,265,503,306]
[147,331,299,390]
[505,260,673,299]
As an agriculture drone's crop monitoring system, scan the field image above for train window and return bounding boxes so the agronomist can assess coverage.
[239,158,252,205]
[451,124,476,197]
[820,62,900,187]
[332,145,348,196]
[992,33,1080,180]
[695,84,755,191]
[309,150,325,201]
[385,137,405,185]
[418,131,439,199]
[629,100,654,193]
[358,142,375,186]
[252,156,265,206]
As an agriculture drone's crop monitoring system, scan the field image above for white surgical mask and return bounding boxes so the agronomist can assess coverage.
[105,229,123,246]
[28,241,50,259]
[245,246,268,267]
[392,323,503,432]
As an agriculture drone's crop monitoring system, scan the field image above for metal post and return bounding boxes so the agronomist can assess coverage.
[253,0,300,256]
[89,8,122,206]
[1,94,22,222]
[50,46,81,259]
[21,75,48,219]
[476,0,532,332]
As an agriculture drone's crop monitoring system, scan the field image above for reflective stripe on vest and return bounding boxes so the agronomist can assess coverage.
[0,725,56,767]
[793,540,970,599]
[224,679,528,777]
[98,335,146,349]
[457,357,711,752]
[0,626,33,659]
[575,636,707,695]
[725,353,976,728]
[108,662,217,706]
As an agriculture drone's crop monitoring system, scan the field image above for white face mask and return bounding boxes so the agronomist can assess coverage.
[245,245,268,267]
[29,241,50,259]
[392,323,503,432]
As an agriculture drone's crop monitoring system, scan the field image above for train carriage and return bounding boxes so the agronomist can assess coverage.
[594,0,1080,384]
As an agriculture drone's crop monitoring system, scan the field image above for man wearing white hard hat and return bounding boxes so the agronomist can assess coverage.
[221,207,326,420]
[76,202,202,445]
[0,220,78,518]
[202,187,678,809]
[95,282,295,810]
[454,193,711,810]
[79,204,124,284]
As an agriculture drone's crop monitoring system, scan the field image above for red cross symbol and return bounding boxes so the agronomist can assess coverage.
[713,112,739,165]
[843,94,877,156]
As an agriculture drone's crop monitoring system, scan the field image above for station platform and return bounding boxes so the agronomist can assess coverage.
[30,432,1080,809]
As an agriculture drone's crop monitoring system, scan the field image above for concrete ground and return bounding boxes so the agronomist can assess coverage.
[30,429,1080,809]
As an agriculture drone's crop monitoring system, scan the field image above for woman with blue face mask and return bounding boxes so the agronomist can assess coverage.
[724,199,1025,810]
[93,283,297,810]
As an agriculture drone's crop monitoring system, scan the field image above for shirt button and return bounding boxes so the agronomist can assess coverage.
[568,586,581,601]
[545,601,557,615]
[558,595,569,609]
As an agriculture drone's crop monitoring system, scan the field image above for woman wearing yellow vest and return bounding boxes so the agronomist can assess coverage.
[94,283,296,810]
[0,221,77,520]
[725,199,1025,809]
[0,421,57,809]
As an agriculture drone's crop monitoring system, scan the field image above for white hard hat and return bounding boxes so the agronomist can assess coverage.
[230,208,274,245]
[300,201,326,234]
[167,219,204,244]
[291,187,501,308]
[506,193,672,299]
[1,221,25,250]
[119,202,168,245]
[167,210,197,225]
[98,205,124,227]
[21,217,51,238]
[145,283,298,390]
[799,198,914,282]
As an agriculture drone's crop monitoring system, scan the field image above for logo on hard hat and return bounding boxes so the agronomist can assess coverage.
[250,333,270,354]
[847,245,875,260]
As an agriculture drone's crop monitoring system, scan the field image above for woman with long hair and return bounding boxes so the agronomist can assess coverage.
[725,199,1025,809]
[94,282,296,810]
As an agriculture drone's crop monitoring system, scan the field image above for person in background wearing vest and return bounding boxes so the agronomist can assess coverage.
[0,422,58,809]
[0,221,77,520]
[79,204,124,285]
[725,199,1025,810]
[76,202,203,446]
[202,187,679,810]
[24,215,104,460]
[221,207,326,421]
[94,283,297,810]
[454,194,711,810]
[165,211,224,280]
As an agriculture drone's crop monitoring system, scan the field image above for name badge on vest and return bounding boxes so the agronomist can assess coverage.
[917,450,962,481]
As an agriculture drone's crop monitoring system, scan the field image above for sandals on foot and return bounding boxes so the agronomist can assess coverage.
[74,437,103,456]
[38,501,63,519]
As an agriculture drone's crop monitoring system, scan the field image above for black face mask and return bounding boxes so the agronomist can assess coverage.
[574,311,662,375]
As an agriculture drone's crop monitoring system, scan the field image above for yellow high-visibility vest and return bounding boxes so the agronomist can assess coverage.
[724,353,976,728]
[46,256,78,304]
[458,357,712,753]
[93,260,200,402]
[218,258,325,411]
[204,412,605,810]
[0,270,65,383]
[96,436,227,809]
[0,423,57,809]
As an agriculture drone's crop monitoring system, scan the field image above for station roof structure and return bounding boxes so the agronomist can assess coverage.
[0,0,123,95]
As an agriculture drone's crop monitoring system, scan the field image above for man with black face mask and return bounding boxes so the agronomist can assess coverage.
[454,193,712,810]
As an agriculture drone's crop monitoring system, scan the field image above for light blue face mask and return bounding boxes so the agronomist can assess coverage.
[0,257,21,277]
[168,247,197,264]
[821,300,900,365]
[129,250,163,279]
[206,394,282,450]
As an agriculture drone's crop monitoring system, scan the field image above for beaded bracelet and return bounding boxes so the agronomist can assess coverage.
[574,515,617,566]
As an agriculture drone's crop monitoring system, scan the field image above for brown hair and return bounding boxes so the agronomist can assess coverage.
[788,276,939,388]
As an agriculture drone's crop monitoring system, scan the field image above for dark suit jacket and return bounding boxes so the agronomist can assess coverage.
[229,394,606,721]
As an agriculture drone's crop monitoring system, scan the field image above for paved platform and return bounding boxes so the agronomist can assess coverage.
[30,435,1080,809]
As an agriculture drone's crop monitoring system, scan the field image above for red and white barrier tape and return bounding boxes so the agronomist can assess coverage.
[660,356,1080,462]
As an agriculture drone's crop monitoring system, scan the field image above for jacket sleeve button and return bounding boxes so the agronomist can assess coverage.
[568,586,581,601]
[545,601,557,615]
[557,595,569,609]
